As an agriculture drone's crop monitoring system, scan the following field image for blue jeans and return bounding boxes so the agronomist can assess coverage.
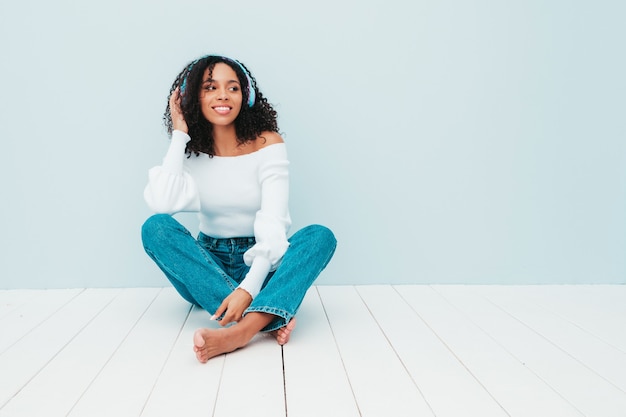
[141,214,337,332]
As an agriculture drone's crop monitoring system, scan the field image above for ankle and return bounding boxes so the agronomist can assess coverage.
[236,312,275,341]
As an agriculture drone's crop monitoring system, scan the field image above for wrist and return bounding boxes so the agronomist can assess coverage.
[173,125,188,134]
[236,287,253,301]
[171,129,191,144]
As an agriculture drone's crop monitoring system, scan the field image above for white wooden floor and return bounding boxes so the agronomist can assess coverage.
[0,285,625,417]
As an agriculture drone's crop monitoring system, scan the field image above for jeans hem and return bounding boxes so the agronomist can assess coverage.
[244,306,292,332]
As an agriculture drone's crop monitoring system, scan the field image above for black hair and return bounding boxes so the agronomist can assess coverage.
[163,55,279,157]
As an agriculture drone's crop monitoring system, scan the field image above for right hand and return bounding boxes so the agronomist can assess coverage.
[213,288,253,326]
[169,87,188,133]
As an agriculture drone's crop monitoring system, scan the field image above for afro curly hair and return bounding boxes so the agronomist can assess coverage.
[164,55,279,157]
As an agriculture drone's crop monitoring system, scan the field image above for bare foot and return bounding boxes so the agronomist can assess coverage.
[193,312,278,363]
[193,327,247,363]
[271,318,297,345]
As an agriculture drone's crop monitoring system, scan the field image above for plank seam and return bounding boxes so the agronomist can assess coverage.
[315,286,363,417]
[431,286,586,417]
[139,301,194,416]
[481,292,626,395]
[281,346,288,417]
[527,293,626,356]
[397,285,513,417]
[355,286,437,417]
[0,289,117,410]
[0,289,85,356]
[65,288,162,416]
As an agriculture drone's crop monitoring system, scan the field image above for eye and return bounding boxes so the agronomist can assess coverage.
[202,84,215,91]
[229,86,240,92]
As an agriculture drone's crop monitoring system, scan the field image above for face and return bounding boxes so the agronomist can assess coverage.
[199,62,243,126]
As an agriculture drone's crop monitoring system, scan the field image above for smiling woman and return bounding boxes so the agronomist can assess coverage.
[141,55,337,363]
[198,64,245,128]
[163,55,278,158]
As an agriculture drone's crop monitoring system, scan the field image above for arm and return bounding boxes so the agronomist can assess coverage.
[238,146,291,298]
[143,130,200,213]
[213,147,291,325]
[143,89,200,214]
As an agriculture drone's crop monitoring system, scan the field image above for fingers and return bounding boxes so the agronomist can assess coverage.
[213,290,252,326]
[169,88,179,108]
[213,299,239,326]
[220,311,239,326]
[169,87,188,133]
[220,304,245,325]
[169,89,183,115]
[212,300,228,322]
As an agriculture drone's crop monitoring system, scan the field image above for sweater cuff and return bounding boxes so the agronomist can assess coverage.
[171,130,191,144]
[161,130,191,172]
[237,257,272,299]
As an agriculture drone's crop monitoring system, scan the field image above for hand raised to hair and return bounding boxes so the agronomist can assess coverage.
[169,87,188,134]
[213,288,253,326]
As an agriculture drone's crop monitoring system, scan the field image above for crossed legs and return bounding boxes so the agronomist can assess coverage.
[143,215,336,363]
[193,313,297,363]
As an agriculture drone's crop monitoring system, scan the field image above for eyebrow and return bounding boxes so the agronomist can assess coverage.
[203,78,241,85]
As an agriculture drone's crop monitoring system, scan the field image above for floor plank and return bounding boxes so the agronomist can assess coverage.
[425,285,585,417]
[317,286,434,417]
[282,287,360,417]
[0,289,44,320]
[472,285,626,393]
[0,288,160,417]
[432,285,626,417]
[212,334,285,417]
[0,288,121,408]
[0,285,624,417]
[0,289,82,353]
[140,305,225,417]
[67,288,191,417]
[508,285,626,354]
[358,285,509,417]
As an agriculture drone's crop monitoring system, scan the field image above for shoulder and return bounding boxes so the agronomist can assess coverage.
[256,131,284,149]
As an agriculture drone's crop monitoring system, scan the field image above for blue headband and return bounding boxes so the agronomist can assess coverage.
[180,55,256,108]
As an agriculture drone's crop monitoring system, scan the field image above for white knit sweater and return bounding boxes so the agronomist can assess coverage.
[144,130,291,298]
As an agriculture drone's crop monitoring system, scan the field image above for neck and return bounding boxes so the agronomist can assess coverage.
[213,124,241,156]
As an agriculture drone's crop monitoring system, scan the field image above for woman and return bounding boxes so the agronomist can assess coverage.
[141,55,336,363]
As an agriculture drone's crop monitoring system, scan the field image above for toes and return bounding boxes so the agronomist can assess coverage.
[286,318,297,332]
[193,329,208,349]
[271,318,297,345]
[276,329,290,345]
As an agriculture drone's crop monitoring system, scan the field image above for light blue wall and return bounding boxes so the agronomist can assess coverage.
[1,0,624,288]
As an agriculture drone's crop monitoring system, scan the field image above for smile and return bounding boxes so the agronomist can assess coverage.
[212,106,232,114]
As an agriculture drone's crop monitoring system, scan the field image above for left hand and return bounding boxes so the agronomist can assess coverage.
[213,288,253,326]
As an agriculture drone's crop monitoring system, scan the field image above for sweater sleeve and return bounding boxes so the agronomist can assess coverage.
[143,130,201,214]
[238,150,291,298]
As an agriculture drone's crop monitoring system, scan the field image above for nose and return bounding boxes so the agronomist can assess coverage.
[217,87,229,100]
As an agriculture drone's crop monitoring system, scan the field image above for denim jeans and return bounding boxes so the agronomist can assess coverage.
[141,214,337,332]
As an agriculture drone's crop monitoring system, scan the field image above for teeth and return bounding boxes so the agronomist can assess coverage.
[214,107,230,111]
